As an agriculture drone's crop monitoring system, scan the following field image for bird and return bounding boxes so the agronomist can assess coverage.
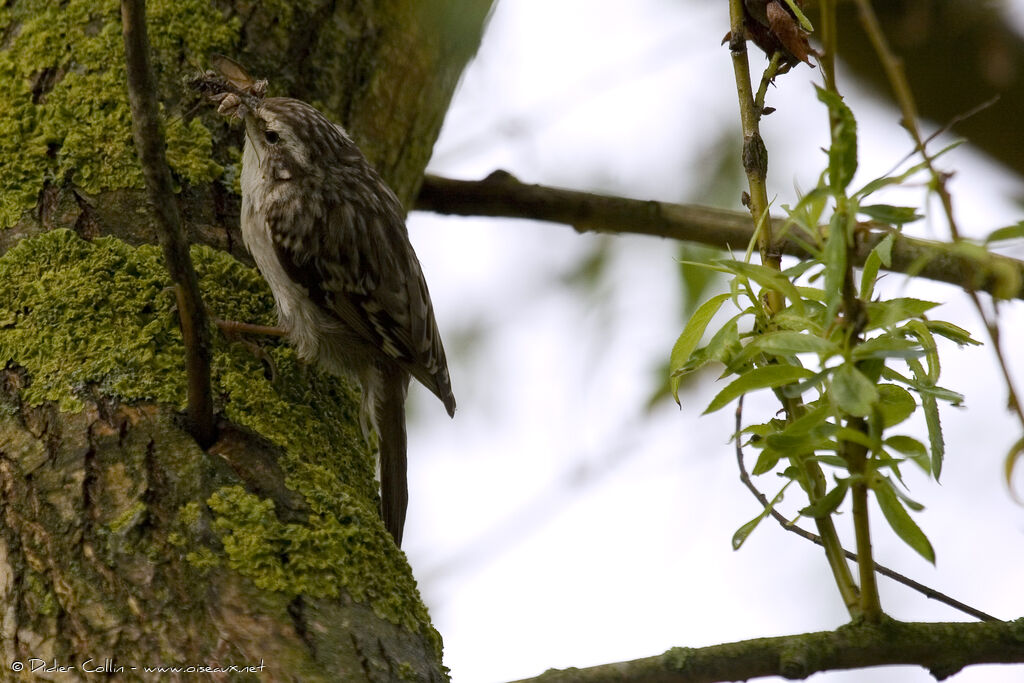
[207,62,455,548]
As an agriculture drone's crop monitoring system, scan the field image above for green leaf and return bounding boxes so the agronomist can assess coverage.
[857,357,885,384]
[886,477,926,512]
[764,431,828,459]
[852,335,926,362]
[921,390,945,481]
[714,260,806,315]
[780,184,830,249]
[1005,436,1024,504]
[752,449,783,476]
[832,363,879,417]
[874,452,907,481]
[897,448,932,476]
[924,320,981,347]
[824,213,849,318]
[887,360,946,399]
[862,232,894,297]
[885,435,927,458]
[931,386,965,405]
[815,86,858,192]
[732,486,788,550]
[794,286,827,303]
[749,331,839,357]
[742,421,774,436]
[865,297,940,329]
[858,204,923,225]
[983,220,1024,245]
[669,293,732,402]
[780,465,801,482]
[703,315,744,368]
[732,513,767,551]
[875,384,917,428]
[677,314,745,382]
[873,233,895,267]
[760,404,835,465]
[776,402,833,436]
[704,365,816,414]
[773,303,828,337]
[860,250,881,301]
[904,357,947,479]
[806,454,847,468]
[783,259,821,280]
[800,479,849,519]
[790,367,832,400]
[872,476,935,563]
[906,320,940,382]
[835,426,875,450]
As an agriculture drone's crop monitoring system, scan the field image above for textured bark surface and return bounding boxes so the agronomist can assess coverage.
[0,392,444,681]
[235,0,496,203]
[2,0,495,250]
[0,0,493,680]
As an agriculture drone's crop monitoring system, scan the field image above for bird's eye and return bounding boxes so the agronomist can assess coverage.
[265,130,280,144]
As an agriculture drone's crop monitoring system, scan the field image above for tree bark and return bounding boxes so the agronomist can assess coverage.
[0,0,492,679]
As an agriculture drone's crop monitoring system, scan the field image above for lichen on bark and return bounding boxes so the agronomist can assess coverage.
[0,0,232,228]
[0,229,444,675]
[0,0,493,676]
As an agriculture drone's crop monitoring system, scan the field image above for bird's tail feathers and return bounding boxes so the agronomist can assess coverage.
[375,365,410,547]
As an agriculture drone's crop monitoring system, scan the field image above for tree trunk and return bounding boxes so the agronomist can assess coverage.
[0,1,492,679]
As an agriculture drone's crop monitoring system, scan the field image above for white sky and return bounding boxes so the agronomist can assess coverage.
[403,2,1024,682]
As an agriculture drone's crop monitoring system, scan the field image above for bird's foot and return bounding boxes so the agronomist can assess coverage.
[215,319,286,382]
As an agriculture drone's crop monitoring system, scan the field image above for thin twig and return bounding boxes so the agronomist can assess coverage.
[753,52,787,115]
[728,0,858,613]
[734,397,999,623]
[121,0,215,447]
[415,173,1024,301]
[726,0,783,310]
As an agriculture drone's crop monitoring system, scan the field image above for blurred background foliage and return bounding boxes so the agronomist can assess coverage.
[412,3,1024,681]
[823,0,1024,180]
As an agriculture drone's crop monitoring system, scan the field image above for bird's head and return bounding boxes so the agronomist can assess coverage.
[239,97,354,182]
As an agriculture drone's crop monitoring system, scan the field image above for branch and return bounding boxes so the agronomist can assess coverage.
[733,399,998,623]
[415,172,1024,301]
[121,0,215,446]
[505,619,1024,683]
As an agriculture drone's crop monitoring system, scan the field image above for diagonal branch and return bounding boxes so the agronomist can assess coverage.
[504,619,1024,683]
[121,0,215,446]
[415,172,1024,301]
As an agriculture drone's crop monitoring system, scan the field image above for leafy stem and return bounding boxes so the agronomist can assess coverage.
[819,0,883,622]
[728,0,860,615]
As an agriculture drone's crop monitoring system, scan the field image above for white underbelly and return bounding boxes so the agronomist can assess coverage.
[240,139,367,378]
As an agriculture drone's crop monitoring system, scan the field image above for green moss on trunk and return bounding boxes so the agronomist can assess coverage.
[0,229,442,663]
[0,0,233,228]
